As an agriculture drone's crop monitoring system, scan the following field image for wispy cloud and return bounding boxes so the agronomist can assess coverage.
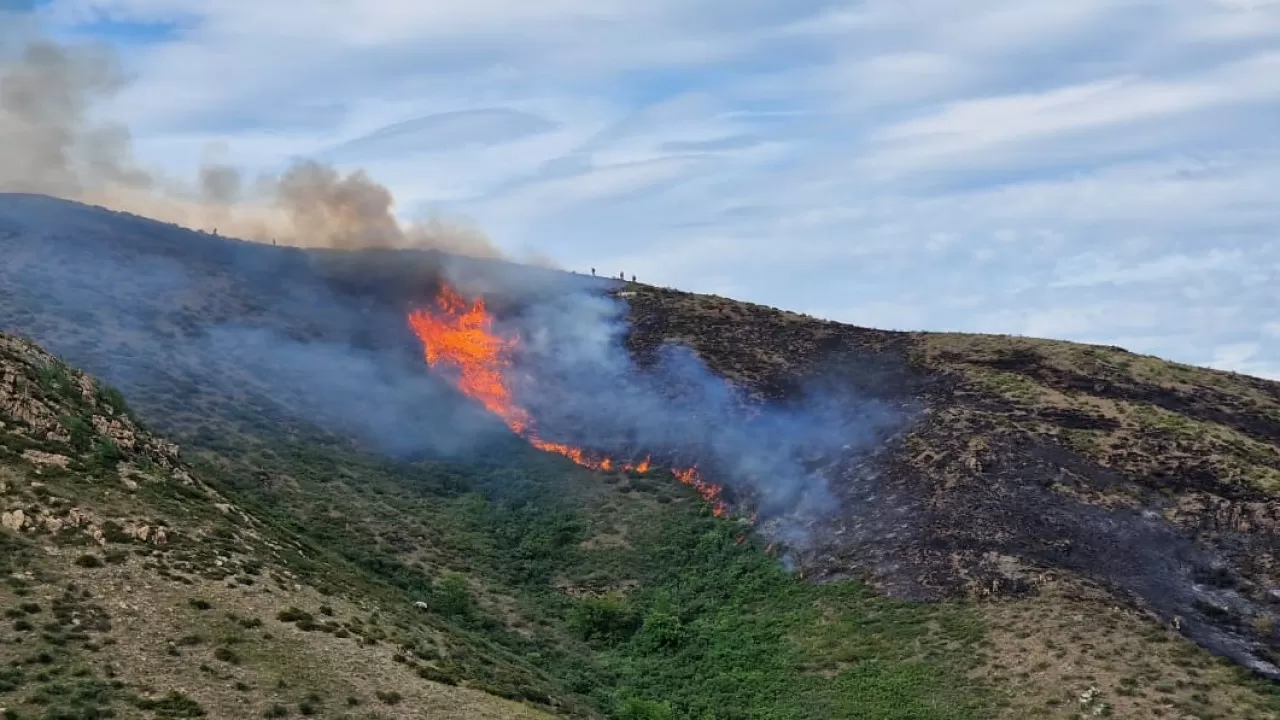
[28,0,1280,379]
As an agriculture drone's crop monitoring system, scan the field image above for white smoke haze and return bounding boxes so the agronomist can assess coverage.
[0,28,507,259]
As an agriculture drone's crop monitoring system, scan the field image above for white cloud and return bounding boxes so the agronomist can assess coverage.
[1207,342,1280,380]
[861,52,1280,179]
[1049,249,1246,288]
[29,0,1280,380]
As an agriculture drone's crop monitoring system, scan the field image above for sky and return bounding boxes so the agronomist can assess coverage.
[16,0,1280,378]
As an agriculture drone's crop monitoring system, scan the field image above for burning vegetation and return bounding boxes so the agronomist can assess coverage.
[407,284,728,516]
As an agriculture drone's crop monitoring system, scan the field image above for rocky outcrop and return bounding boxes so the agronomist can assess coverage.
[22,449,70,467]
[2,507,25,531]
[0,333,188,478]
[0,332,233,557]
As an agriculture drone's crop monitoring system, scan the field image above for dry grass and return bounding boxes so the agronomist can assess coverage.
[70,559,549,719]
[0,472,556,720]
[912,332,1280,494]
[977,590,1280,720]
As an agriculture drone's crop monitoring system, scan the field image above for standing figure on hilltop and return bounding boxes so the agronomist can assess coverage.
[631,274,636,283]
[591,267,596,276]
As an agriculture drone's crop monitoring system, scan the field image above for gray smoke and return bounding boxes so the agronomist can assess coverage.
[0,29,505,258]
[0,14,903,544]
[0,193,502,458]
[484,284,908,548]
[0,190,906,549]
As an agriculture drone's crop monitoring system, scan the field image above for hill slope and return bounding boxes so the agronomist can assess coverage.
[0,332,555,719]
[626,286,1280,676]
[3,192,1280,718]
[0,334,1006,719]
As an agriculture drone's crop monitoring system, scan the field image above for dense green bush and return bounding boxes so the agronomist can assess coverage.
[434,574,474,618]
[167,419,994,719]
[568,593,640,645]
[615,697,674,720]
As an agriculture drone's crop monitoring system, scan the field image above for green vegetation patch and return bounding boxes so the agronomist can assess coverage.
[563,511,991,719]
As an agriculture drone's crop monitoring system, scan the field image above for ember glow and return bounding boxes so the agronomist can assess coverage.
[407,284,727,516]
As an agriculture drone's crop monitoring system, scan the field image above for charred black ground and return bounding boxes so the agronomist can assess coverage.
[624,284,1280,678]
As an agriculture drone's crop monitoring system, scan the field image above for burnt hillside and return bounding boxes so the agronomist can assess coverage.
[626,284,1280,678]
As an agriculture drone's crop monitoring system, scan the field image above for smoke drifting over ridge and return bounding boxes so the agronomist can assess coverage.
[0,31,501,258]
[411,280,911,549]
[0,14,906,552]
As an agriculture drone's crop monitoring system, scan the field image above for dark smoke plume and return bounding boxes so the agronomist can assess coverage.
[0,27,503,258]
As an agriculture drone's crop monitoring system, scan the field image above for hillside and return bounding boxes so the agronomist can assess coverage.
[3,192,1280,719]
[626,286,1280,672]
[0,333,557,719]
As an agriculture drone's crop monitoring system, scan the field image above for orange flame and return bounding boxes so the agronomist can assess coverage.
[672,466,728,517]
[407,285,531,434]
[408,285,725,517]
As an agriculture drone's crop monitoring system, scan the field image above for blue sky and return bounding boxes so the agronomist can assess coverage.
[23,0,1280,378]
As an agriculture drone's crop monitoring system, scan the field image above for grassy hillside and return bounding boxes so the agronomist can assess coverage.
[0,330,1005,719]
[5,194,1280,718]
[0,333,557,719]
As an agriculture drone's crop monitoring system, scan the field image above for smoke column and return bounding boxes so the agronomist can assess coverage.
[0,23,502,258]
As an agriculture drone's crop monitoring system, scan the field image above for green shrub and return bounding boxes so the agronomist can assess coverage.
[616,697,674,720]
[91,437,123,471]
[568,593,639,645]
[134,690,206,717]
[633,607,685,652]
[276,607,312,623]
[99,522,131,544]
[0,665,24,692]
[435,574,473,618]
[60,414,94,452]
[415,665,458,686]
[93,383,132,418]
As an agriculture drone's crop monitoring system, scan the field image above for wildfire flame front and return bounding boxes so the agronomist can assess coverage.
[407,284,727,517]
